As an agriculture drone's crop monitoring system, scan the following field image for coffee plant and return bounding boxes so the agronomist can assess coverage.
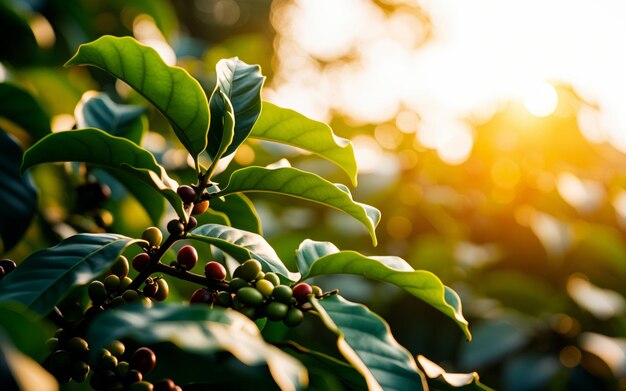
[0,36,491,390]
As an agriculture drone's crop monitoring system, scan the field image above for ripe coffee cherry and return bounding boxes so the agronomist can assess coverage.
[132,253,151,272]
[204,261,227,280]
[104,275,121,292]
[186,216,198,231]
[167,219,185,235]
[125,369,143,385]
[215,291,233,307]
[266,302,289,321]
[272,285,293,304]
[130,347,156,375]
[88,281,107,304]
[190,288,212,304]
[292,283,313,304]
[191,200,209,215]
[154,378,176,391]
[0,266,4,279]
[238,259,262,282]
[153,278,169,302]
[283,308,304,327]
[176,185,196,204]
[255,279,274,297]
[237,287,264,307]
[107,340,125,358]
[0,259,16,274]
[143,283,158,298]
[129,381,154,391]
[177,245,198,270]
[264,272,280,286]
[111,256,130,278]
[67,337,89,355]
[141,227,163,247]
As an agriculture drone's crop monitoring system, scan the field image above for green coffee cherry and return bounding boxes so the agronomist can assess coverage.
[255,271,265,281]
[215,291,233,307]
[264,272,280,286]
[272,285,293,304]
[107,340,125,358]
[141,227,163,247]
[312,285,323,297]
[122,289,140,302]
[153,278,169,302]
[237,287,264,307]
[46,337,59,352]
[104,275,121,292]
[98,353,118,370]
[283,308,304,327]
[266,302,289,321]
[71,360,90,382]
[109,296,126,308]
[120,276,133,292]
[229,277,249,292]
[238,306,257,319]
[88,280,107,304]
[67,337,89,355]
[129,380,154,391]
[255,279,274,297]
[115,361,130,378]
[50,350,72,374]
[111,256,130,278]
[238,259,262,282]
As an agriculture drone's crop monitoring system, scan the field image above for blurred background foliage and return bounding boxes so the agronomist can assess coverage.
[2,0,626,390]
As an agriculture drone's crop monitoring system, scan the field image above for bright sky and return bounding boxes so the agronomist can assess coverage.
[268,0,626,163]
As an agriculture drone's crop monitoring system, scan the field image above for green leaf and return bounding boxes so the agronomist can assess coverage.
[297,240,471,340]
[0,303,52,361]
[209,193,262,234]
[75,91,146,144]
[189,224,291,277]
[207,57,265,159]
[417,355,494,391]
[205,90,235,177]
[65,35,210,164]
[0,233,143,315]
[0,131,37,253]
[20,128,186,221]
[0,83,50,142]
[217,167,380,245]
[0,329,58,391]
[86,303,307,391]
[312,295,426,391]
[251,102,358,186]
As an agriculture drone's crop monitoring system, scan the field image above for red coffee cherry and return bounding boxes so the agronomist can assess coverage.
[177,245,198,270]
[176,185,196,204]
[191,200,209,215]
[292,283,313,304]
[190,288,212,304]
[132,253,151,272]
[130,347,156,375]
[204,262,227,280]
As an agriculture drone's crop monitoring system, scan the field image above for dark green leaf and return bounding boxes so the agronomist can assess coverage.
[0,83,50,142]
[217,167,380,245]
[86,303,307,391]
[296,240,471,339]
[207,57,265,159]
[20,128,186,221]
[0,131,37,253]
[417,355,494,391]
[312,295,426,391]
[209,193,262,234]
[251,102,358,186]
[0,233,143,315]
[65,35,210,164]
[0,3,38,66]
[75,91,146,144]
[205,90,235,176]
[0,302,52,361]
[189,224,291,277]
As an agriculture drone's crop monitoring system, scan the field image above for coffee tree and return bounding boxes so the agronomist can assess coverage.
[0,36,489,390]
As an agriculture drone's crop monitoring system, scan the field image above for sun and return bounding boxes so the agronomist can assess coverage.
[523,81,559,117]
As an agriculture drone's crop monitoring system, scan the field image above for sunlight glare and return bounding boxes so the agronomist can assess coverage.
[523,82,558,117]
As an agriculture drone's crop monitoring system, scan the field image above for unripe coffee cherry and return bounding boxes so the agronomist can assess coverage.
[129,381,153,391]
[191,200,209,215]
[272,285,293,304]
[255,279,274,297]
[88,281,107,304]
[132,253,151,272]
[237,287,264,307]
[111,256,129,278]
[204,261,227,280]
[176,185,196,204]
[141,227,163,247]
[71,360,90,383]
[50,350,72,374]
[284,308,304,327]
[238,259,262,282]
[67,337,89,355]
[190,288,212,304]
[177,245,198,270]
[264,272,280,286]
[0,259,16,274]
[153,278,169,302]
[239,306,257,319]
[104,275,121,292]
[130,347,156,374]
[312,285,323,297]
[120,276,133,292]
[229,277,249,292]
[215,291,233,307]
[116,361,130,378]
[98,353,118,370]
[154,379,176,391]
[107,340,125,358]
[167,219,185,236]
[266,302,289,321]
[46,338,59,352]
[122,289,140,302]
[143,283,158,298]
[292,283,313,304]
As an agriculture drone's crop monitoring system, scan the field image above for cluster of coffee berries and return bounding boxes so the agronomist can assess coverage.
[0,258,16,281]
[191,258,323,327]
[45,334,91,383]
[177,185,209,215]
[88,256,167,311]
[90,341,180,391]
